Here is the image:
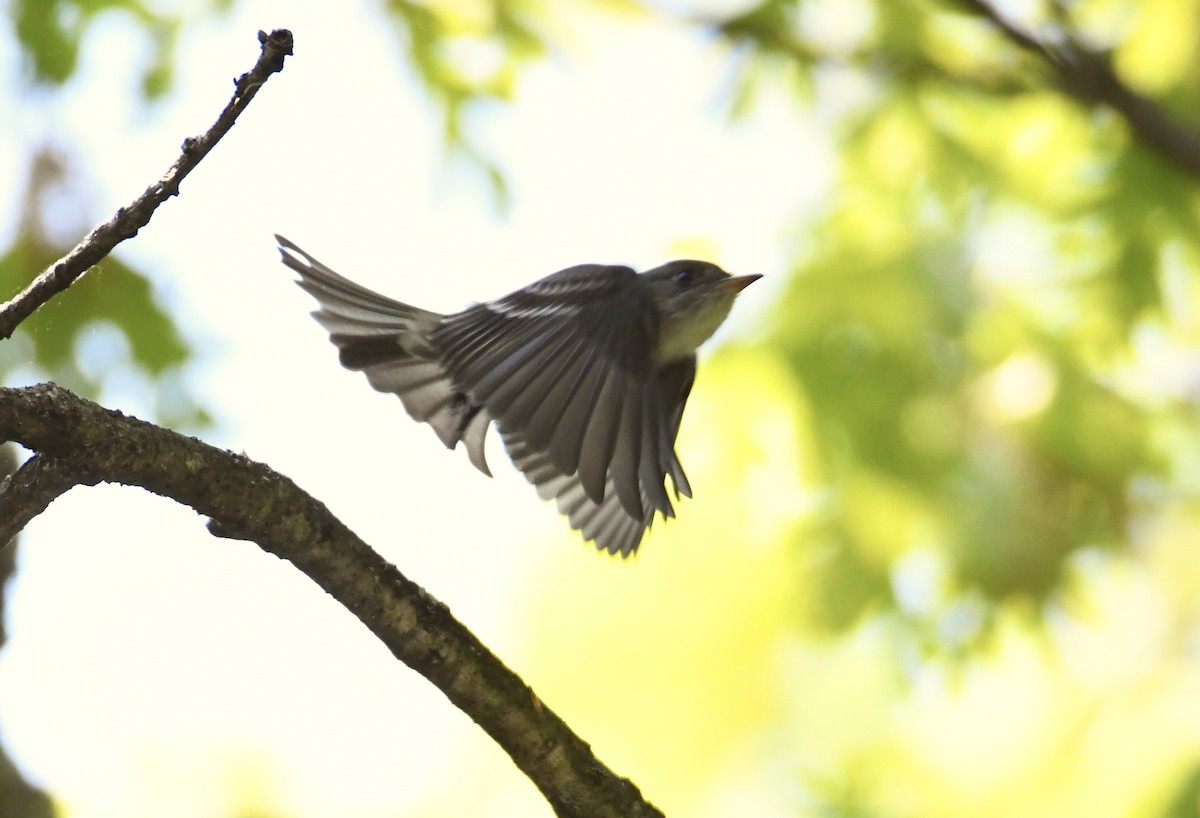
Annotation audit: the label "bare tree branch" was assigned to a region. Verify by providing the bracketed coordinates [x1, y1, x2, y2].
[0, 453, 80, 548]
[0, 28, 294, 341]
[0, 382, 664, 818]
[955, 0, 1200, 179]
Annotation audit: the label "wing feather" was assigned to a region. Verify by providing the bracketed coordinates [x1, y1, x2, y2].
[638, 382, 672, 519]
[505, 332, 592, 450]
[609, 377, 645, 520]
[482, 318, 582, 414]
[504, 433, 654, 556]
[658, 358, 696, 499]
[574, 365, 623, 504]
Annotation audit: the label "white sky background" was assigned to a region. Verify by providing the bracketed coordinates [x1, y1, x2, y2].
[0, 1, 832, 816]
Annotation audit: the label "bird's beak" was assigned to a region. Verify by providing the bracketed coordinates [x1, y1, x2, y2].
[721, 274, 762, 292]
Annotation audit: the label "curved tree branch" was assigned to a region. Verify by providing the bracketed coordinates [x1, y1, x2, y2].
[0, 28, 294, 340]
[0, 382, 663, 818]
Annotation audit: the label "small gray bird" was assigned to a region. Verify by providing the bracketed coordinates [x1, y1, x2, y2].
[276, 235, 759, 556]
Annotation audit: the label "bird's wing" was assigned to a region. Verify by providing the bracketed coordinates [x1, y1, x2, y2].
[434, 264, 691, 526]
[277, 235, 494, 475]
[500, 357, 696, 556]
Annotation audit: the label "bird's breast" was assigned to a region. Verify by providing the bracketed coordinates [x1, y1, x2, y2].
[653, 296, 736, 365]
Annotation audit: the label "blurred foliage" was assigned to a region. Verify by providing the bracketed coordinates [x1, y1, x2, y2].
[382, 0, 553, 206]
[0, 147, 208, 428]
[516, 1, 1200, 816]
[3, 0, 234, 426]
[8, 1, 1200, 817]
[12, 0, 196, 99]
[712, 0, 1200, 623]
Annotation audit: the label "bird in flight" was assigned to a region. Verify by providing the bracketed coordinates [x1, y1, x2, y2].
[277, 235, 759, 556]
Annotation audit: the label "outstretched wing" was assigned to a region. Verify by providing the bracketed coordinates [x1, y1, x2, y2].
[501, 357, 696, 556]
[277, 235, 493, 475]
[434, 264, 691, 525]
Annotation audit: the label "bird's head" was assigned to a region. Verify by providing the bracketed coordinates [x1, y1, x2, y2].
[642, 260, 761, 364]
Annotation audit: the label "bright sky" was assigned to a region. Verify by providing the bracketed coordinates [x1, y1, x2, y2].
[0, 2, 829, 816]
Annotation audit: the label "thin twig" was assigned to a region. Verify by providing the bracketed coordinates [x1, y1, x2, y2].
[0, 382, 664, 818]
[0, 29, 294, 340]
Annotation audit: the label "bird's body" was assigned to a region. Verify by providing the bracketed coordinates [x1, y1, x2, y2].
[276, 235, 758, 556]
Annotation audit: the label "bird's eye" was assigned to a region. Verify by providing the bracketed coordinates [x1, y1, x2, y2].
[676, 267, 694, 285]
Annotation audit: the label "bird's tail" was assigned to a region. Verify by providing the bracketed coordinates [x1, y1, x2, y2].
[275, 234, 493, 475]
